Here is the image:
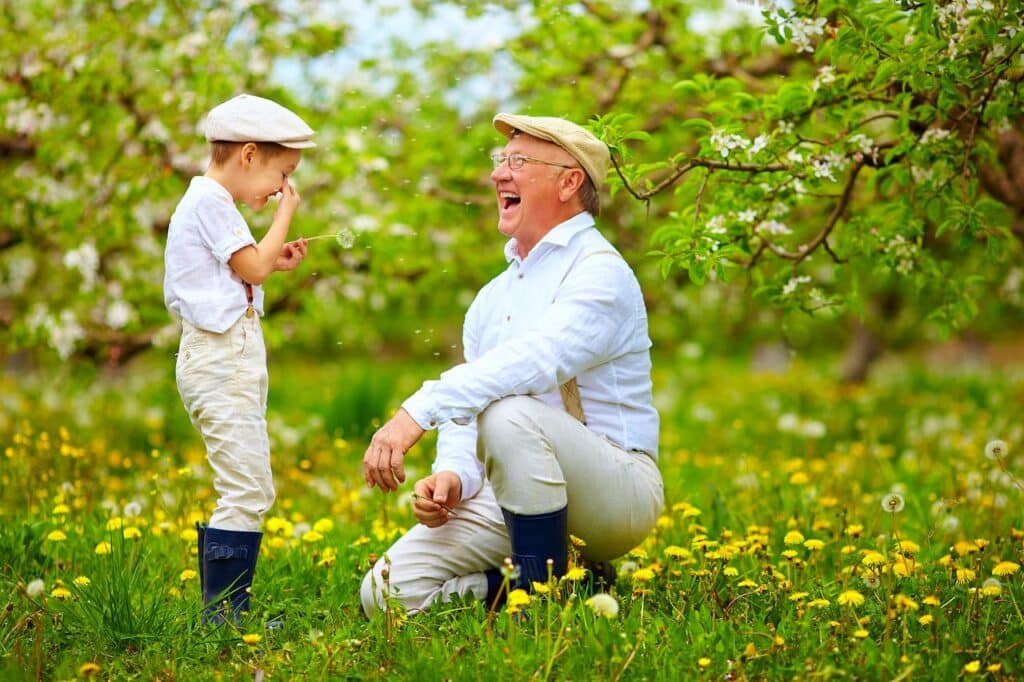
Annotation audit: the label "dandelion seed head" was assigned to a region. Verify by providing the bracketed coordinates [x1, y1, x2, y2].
[586, 592, 619, 618]
[984, 439, 1009, 460]
[881, 493, 905, 513]
[26, 579, 45, 598]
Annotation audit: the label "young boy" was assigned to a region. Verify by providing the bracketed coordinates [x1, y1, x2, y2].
[163, 93, 314, 623]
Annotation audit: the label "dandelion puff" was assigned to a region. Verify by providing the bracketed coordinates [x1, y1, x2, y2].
[985, 439, 1009, 460]
[26, 579, 45, 598]
[586, 592, 619, 618]
[981, 578, 1002, 596]
[881, 493, 905, 513]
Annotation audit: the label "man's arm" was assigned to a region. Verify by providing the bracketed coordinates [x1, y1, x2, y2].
[402, 254, 639, 431]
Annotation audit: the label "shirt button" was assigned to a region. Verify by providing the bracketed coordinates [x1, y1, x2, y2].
[505, 315, 511, 321]
[429, 419, 437, 427]
[518, 273, 524, 279]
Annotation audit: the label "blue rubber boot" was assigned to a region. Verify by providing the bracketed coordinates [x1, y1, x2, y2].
[200, 526, 263, 624]
[501, 507, 569, 591]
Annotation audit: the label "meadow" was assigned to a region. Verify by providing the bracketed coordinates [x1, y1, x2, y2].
[1, 351, 1022, 680]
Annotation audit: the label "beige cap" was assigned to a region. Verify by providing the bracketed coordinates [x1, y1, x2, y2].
[493, 113, 609, 188]
[204, 94, 315, 149]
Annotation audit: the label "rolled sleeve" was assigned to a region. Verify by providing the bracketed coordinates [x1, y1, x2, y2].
[195, 195, 256, 263]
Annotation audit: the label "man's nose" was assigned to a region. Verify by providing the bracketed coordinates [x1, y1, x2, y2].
[490, 162, 511, 183]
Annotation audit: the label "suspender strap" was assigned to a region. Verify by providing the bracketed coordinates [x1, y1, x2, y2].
[555, 249, 622, 424]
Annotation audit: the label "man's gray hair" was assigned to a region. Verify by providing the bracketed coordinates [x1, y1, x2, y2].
[578, 176, 601, 216]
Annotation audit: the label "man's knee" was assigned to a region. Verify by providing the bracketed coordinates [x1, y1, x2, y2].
[360, 560, 428, 618]
[478, 396, 539, 455]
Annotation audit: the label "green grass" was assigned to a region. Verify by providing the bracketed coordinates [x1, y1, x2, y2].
[1, 353, 1022, 679]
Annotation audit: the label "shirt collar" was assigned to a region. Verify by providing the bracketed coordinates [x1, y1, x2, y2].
[503, 211, 595, 263]
[194, 175, 234, 202]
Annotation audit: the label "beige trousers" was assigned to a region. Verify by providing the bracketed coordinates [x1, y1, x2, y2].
[361, 396, 663, 616]
[176, 316, 274, 531]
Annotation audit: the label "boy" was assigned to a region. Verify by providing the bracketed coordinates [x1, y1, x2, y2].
[163, 93, 314, 623]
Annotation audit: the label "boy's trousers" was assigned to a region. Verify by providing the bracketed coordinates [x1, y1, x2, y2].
[176, 315, 274, 531]
[361, 395, 663, 616]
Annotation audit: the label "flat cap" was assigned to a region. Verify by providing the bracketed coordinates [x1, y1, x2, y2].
[204, 94, 315, 149]
[493, 113, 609, 188]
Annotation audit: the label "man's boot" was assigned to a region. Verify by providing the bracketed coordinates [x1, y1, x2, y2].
[199, 525, 263, 624]
[500, 506, 569, 591]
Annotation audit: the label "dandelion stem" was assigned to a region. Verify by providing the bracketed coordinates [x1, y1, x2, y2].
[303, 234, 339, 241]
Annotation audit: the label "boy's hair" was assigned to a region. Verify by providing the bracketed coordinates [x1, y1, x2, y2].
[209, 141, 291, 166]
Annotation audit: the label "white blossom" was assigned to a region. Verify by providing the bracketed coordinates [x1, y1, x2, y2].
[757, 220, 792, 236]
[64, 242, 99, 289]
[105, 300, 135, 329]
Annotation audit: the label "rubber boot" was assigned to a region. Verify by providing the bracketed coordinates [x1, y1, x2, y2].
[200, 526, 262, 624]
[501, 507, 569, 591]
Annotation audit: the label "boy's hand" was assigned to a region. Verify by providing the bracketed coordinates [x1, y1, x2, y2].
[274, 238, 308, 271]
[412, 472, 463, 528]
[274, 178, 301, 222]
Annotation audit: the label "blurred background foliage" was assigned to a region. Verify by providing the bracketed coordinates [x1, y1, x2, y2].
[1, 0, 1022, 380]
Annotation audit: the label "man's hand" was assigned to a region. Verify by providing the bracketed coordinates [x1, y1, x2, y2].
[274, 238, 308, 271]
[412, 471, 463, 527]
[362, 408, 425, 491]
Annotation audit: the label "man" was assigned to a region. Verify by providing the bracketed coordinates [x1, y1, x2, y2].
[359, 113, 663, 616]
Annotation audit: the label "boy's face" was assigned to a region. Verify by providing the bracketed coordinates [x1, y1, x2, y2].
[238, 145, 303, 211]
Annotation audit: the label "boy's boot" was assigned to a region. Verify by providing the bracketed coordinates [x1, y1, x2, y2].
[500, 506, 569, 592]
[200, 526, 263, 624]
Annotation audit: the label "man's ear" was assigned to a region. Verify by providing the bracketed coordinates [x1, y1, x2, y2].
[240, 142, 259, 168]
[558, 168, 585, 203]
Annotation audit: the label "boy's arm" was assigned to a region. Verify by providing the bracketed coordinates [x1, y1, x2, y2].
[229, 179, 300, 285]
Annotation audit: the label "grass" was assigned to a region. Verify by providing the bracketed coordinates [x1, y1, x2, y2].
[1, 352, 1022, 680]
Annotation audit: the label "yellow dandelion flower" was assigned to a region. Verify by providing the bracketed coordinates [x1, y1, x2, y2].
[682, 507, 702, 518]
[922, 595, 941, 606]
[106, 518, 123, 531]
[773, 635, 785, 646]
[180, 569, 198, 582]
[180, 527, 198, 542]
[46, 530, 67, 542]
[993, 561, 1020, 576]
[563, 566, 587, 581]
[242, 633, 261, 645]
[656, 516, 674, 529]
[698, 657, 711, 668]
[302, 530, 323, 543]
[313, 518, 334, 534]
[52, 504, 71, 516]
[893, 594, 918, 611]
[838, 590, 865, 607]
[789, 472, 809, 485]
[349, 536, 370, 547]
[738, 579, 759, 588]
[963, 660, 980, 674]
[788, 592, 809, 602]
[664, 545, 689, 559]
[897, 539, 920, 554]
[783, 531, 805, 545]
[804, 539, 825, 551]
[507, 589, 530, 608]
[723, 567, 738, 577]
[94, 542, 112, 555]
[841, 544, 858, 555]
[956, 568, 977, 584]
[918, 614, 934, 625]
[78, 662, 101, 677]
[531, 581, 551, 594]
[862, 552, 887, 567]
[981, 578, 1001, 596]
[632, 568, 655, 583]
[73, 576, 90, 587]
[268, 537, 287, 550]
[781, 550, 798, 560]
[987, 663, 1002, 673]
[743, 642, 757, 658]
[853, 629, 869, 639]
[808, 598, 830, 608]
[569, 534, 587, 547]
[51, 586, 72, 600]
[122, 527, 142, 540]
[845, 524, 864, 538]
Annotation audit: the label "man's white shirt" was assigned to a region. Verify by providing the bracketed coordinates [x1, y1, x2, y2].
[164, 176, 263, 332]
[402, 211, 659, 501]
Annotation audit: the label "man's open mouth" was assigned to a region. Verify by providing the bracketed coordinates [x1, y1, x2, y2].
[500, 192, 521, 210]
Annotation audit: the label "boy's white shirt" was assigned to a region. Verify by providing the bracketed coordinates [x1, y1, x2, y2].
[402, 211, 660, 502]
[164, 176, 264, 332]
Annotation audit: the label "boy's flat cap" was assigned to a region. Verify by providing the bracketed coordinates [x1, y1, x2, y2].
[493, 113, 609, 188]
[204, 94, 315, 149]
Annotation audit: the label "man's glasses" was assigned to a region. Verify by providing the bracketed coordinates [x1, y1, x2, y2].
[491, 152, 578, 171]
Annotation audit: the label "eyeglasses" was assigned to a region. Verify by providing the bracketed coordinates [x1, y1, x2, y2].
[491, 152, 578, 171]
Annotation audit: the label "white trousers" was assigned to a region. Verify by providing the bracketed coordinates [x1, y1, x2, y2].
[361, 395, 663, 616]
[176, 316, 274, 531]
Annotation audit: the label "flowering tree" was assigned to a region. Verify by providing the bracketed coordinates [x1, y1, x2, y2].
[2, 0, 1021, 374]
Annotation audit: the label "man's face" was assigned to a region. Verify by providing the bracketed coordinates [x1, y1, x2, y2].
[240, 146, 302, 211]
[489, 134, 578, 247]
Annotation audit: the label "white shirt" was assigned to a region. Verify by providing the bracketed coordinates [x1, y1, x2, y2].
[402, 211, 659, 501]
[164, 177, 264, 332]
